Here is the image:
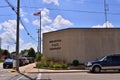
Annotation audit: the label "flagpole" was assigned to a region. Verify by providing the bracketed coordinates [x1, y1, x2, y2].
[39, 11, 41, 54]
[33, 11, 41, 54]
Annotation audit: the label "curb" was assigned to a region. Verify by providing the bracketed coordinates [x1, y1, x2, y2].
[26, 69, 88, 74]
[8, 69, 17, 72]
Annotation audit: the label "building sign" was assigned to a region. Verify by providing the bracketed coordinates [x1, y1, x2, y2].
[49, 39, 61, 50]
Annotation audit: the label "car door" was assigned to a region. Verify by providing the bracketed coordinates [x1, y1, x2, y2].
[100, 56, 113, 69]
[110, 56, 120, 69]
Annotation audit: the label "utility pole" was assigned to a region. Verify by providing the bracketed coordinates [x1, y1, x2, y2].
[16, 0, 20, 72]
[104, 0, 109, 28]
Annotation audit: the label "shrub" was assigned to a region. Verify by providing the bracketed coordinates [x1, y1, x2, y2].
[72, 60, 79, 66]
[0, 59, 3, 63]
[35, 54, 42, 62]
[36, 60, 49, 68]
[50, 63, 67, 69]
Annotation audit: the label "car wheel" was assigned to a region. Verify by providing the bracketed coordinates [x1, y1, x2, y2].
[3, 65, 6, 69]
[92, 66, 101, 73]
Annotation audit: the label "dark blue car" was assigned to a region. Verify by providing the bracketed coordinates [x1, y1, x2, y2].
[3, 58, 13, 69]
[86, 54, 120, 73]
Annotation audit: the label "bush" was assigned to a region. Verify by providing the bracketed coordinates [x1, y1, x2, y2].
[36, 60, 49, 68]
[35, 54, 42, 62]
[72, 60, 79, 66]
[50, 63, 67, 69]
[0, 59, 3, 63]
[36, 59, 68, 69]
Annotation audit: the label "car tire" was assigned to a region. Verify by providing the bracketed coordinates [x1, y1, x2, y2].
[3, 65, 6, 69]
[92, 66, 101, 73]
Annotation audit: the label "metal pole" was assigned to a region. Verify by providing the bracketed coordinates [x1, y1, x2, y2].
[104, 0, 108, 28]
[40, 11, 41, 54]
[16, 0, 20, 72]
[0, 37, 1, 49]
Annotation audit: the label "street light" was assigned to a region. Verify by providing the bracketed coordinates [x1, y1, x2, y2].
[33, 11, 41, 54]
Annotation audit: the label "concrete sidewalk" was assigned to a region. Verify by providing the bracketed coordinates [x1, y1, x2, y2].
[18, 63, 88, 73]
[8, 63, 88, 73]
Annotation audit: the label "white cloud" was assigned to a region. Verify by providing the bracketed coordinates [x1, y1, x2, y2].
[32, 8, 52, 26]
[42, 25, 56, 33]
[20, 8, 27, 17]
[52, 15, 73, 28]
[43, 0, 59, 6]
[32, 8, 73, 33]
[21, 42, 37, 52]
[0, 20, 33, 52]
[0, 25, 2, 30]
[23, 18, 29, 23]
[32, 20, 39, 26]
[92, 21, 114, 28]
[79, 0, 86, 3]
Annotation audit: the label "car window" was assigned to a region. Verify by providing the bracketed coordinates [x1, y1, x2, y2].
[5, 59, 13, 62]
[111, 56, 120, 61]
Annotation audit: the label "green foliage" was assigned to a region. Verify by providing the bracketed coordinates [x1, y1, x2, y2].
[36, 60, 49, 68]
[28, 48, 36, 58]
[35, 54, 42, 62]
[36, 58, 68, 69]
[0, 49, 4, 54]
[1, 50, 10, 58]
[21, 49, 29, 54]
[0, 59, 3, 63]
[72, 60, 79, 66]
[50, 63, 67, 68]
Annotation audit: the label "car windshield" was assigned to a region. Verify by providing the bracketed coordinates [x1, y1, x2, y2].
[5, 58, 13, 62]
[99, 56, 107, 61]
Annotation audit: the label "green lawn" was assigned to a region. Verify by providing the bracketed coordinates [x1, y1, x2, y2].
[0, 59, 3, 63]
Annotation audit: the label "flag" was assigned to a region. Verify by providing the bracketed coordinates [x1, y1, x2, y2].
[33, 12, 41, 16]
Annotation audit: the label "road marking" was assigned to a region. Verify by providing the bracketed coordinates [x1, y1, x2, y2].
[37, 73, 42, 80]
[16, 75, 24, 80]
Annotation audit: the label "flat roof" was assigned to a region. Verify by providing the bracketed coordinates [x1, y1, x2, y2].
[43, 28, 120, 34]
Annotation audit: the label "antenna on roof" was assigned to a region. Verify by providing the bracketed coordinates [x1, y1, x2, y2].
[104, 0, 109, 28]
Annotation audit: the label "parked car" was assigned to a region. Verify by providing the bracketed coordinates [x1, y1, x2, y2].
[3, 58, 13, 69]
[27, 57, 34, 63]
[86, 54, 120, 73]
[19, 57, 29, 65]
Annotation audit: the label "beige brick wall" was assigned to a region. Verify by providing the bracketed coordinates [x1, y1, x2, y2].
[43, 28, 120, 64]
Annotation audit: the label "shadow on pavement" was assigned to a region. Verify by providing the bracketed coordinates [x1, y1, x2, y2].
[19, 72, 52, 80]
[88, 70, 120, 74]
[19, 72, 35, 80]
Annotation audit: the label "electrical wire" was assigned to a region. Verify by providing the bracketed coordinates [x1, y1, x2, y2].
[0, 6, 9, 8]
[5, 0, 37, 42]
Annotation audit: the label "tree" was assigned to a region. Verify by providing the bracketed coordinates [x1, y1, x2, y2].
[2, 50, 10, 59]
[28, 48, 36, 58]
[0, 49, 4, 54]
[21, 49, 29, 55]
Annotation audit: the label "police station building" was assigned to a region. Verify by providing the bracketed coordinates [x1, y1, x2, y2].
[43, 28, 120, 64]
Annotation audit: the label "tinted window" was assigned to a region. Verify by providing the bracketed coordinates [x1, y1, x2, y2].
[111, 56, 120, 61]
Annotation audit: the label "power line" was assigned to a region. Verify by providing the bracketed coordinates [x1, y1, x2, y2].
[5, 0, 37, 42]
[0, 14, 15, 16]
[16, 6, 120, 16]
[0, 6, 9, 8]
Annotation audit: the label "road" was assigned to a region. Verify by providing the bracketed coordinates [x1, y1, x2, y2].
[0, 63, 37, 80]
[17, 72, 120, 80]
[36, 72, 120, 80]
[1, 63, 120, 80]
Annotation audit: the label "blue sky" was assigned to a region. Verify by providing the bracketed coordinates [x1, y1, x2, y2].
[0, 0, 120, 52]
